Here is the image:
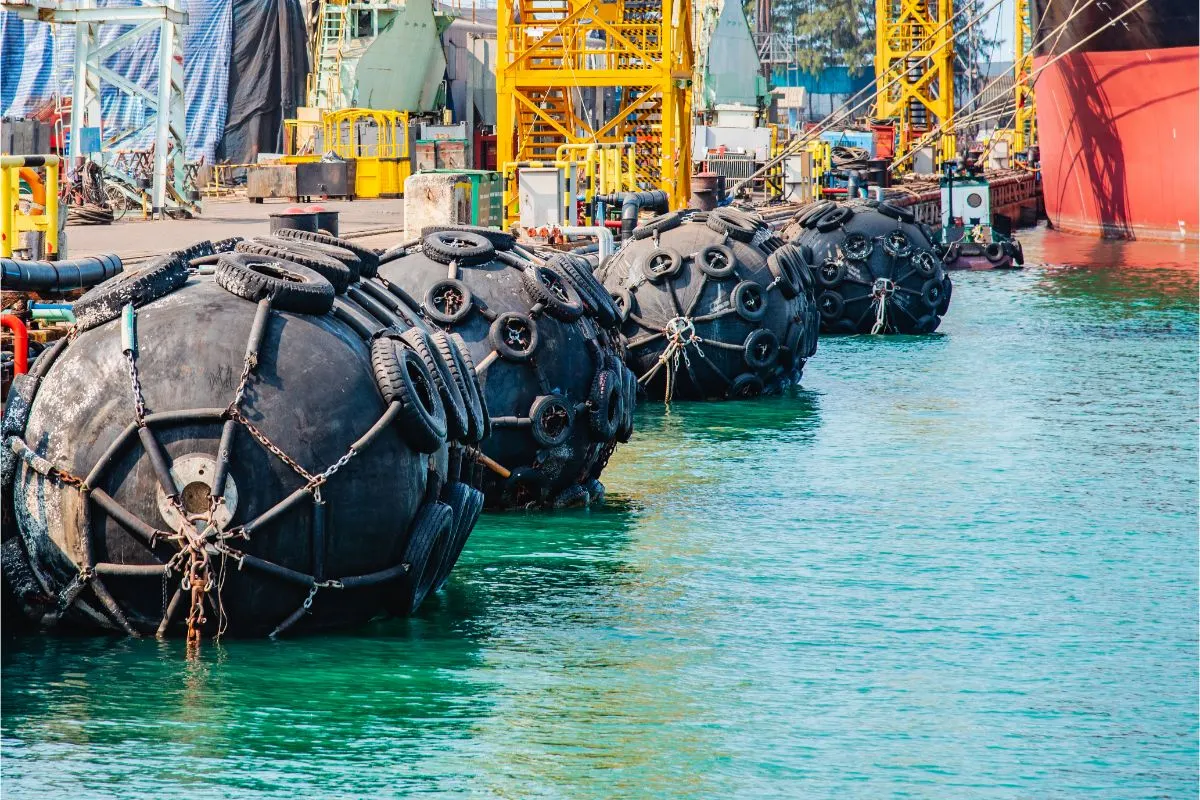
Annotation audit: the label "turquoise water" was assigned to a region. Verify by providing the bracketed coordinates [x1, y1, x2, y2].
[3, 228, 1197, 798]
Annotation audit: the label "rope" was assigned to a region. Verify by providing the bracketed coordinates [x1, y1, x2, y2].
[870, 278, 896, 335]
[640, 316, 704, 405]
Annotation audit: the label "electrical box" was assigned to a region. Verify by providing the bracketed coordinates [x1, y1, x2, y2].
[517, 167, 563, 227]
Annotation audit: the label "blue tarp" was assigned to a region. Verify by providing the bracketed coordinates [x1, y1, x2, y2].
[770, 66, 875, 96]
[0, 0, 232, 161]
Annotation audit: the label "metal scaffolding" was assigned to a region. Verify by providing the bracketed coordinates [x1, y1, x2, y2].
[873, 0, 956, 166]
[3, 0, 193, 218]
[496, 0, 694, 211]
[1011, 0, 1036, 153]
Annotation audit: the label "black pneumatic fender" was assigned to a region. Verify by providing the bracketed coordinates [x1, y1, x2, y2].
[789, 200, 952, 334]
[5, 269, 475, 637]
[374, 228, 632, 509]
[597, 210, 820, 401]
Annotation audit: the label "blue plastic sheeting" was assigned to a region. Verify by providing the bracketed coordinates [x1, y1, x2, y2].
[0, 0, 232, 161]
[770, 66, 875, 96]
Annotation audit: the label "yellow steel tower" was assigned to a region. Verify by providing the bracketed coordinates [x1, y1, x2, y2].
[496, 0, 694, 211]
[874, 0, 956, 167]
[1012, 0, 1036, 153]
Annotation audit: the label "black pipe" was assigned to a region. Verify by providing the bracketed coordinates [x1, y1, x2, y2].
[594, 190, 669, 239]
[1, 255, 122, 292]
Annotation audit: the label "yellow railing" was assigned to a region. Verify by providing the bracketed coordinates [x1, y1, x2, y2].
[2, 155, 60, 259]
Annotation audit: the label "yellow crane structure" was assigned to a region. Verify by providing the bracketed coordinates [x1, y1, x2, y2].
[873, 0, 956, 167]
[496, 0, 694, 212]
[1011, 0, 1037, 153]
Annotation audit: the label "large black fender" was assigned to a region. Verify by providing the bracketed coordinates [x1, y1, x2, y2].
[374, 228, 631, 509]
[787, 200, 952, 334]
[597, 211, 820, 401]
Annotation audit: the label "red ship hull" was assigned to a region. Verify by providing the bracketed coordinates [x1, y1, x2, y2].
[1034, 45, 1199, 242]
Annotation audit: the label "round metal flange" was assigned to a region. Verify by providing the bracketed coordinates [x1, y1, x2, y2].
[156, 454, 239, 530]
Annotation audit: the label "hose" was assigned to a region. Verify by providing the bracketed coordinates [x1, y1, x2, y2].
[1, 254, 123, 292]
[595, 190, 669, 239]
[1, 315, 29, 375]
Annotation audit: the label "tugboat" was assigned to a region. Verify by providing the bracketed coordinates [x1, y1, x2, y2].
[935, 158, 1025, 271]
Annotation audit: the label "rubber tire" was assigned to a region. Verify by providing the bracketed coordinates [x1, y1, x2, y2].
[727, 373, 765, 399]
[521, 264, 585, 321]
[767, 246, 802, 299]
[489, 312, 539, 362]
[393, 501, 454, 614]
[921, 279, 945, 310]
[433, 331, 488, 444]
[615, 364, 636, 443]
[253, 235, 362, 279]
[611, 287, 634, 323]
[212, 236, 243, 253]
[877, 202, 916, 223]
[423, 278, 474, 325]
[984, 242, 1005, 263]
[942, 242, 961, 264]
[422, 230, 495, 266]
[697, 244, 737, 279]
[529, 394, 575, 447]
[402, 328, 470, 443]
[421, 224, 514, 252]
[214, 252, 335, 315]
[706, 209, 756, 242]
[815, 205, 854, 232]
[842, 232, 873, 261]
[798, 200, 835, 228]
[432, 482, 484, 591]
[911, 250, 939, 277]
[937, 276, 953, 315]
[235, 239, 353, 293]
[274, 228, 381, 277]
[816, 259, 846, 287]
[731, 280, 768, 322]
[817, 290, 845, 321]
[73, 253, 188, 332]
[551, 254, 620, 328]
[369, 337, 447, 452]
[641, 248, 684, 283]
[1012, 239, 1025, 265]
[631, 211, 684, 241]
[448, 332, 490, 441]
[743, 328, 779, 369]
[882, 230, 913, 258]
[588, 369, 621, 442]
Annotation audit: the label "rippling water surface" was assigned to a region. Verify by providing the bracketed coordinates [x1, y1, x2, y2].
[3, 228, 1197, 798]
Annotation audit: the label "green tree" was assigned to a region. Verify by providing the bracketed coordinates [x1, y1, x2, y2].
[748, 0, 874, 77]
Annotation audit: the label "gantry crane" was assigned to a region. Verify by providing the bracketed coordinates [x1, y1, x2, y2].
[496, 0, 694, 211]
[1011, 0, 1036, 154]
[873, 0, 956, 168]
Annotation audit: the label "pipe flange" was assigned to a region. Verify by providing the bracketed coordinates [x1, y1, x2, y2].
[156, 454, 239, 530]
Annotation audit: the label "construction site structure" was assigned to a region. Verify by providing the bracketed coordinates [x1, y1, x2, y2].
[496, 0, 695, 215]
[306, 0, 450, 113]
[873, 0, 956, 169]
[2, 0, 194, 219]
[1010, 0, 1036, 154]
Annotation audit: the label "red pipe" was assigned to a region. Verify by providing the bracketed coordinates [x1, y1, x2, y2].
[2, 315, 29, 375]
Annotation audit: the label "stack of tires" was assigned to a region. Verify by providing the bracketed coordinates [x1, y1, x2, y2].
[1, 231, 486, 638]
[598, 207, 820, 400]
[783, 199, 952, 334]
[374, 226, 634, 510]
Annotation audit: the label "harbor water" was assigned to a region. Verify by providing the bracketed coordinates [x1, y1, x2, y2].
[2, 227, 1196, 798]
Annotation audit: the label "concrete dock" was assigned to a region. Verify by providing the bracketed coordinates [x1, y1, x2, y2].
[64, 197, 409, 262]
